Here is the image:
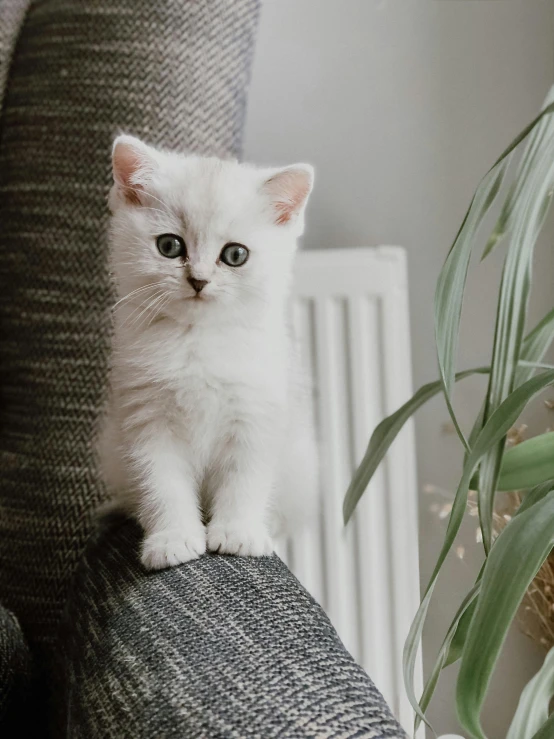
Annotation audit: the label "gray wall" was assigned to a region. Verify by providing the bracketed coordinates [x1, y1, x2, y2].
[243, 1, 554, 736]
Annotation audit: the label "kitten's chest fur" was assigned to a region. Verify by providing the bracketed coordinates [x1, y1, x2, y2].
[115, 316, 289, 443]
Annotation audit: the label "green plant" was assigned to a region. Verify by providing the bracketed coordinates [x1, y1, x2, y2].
[344, 87, 554, 738]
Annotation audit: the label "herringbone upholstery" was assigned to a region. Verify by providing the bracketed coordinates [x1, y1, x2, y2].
[0, 0, 260, 662]
[57, 515, 406, 738]
[0, 1, 30, 107]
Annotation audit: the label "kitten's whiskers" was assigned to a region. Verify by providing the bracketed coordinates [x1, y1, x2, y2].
[119, 289, 165, 329]
[147, 292, 173, 328]
[112, 281, 166, 310]
[126, 290, 168, 330]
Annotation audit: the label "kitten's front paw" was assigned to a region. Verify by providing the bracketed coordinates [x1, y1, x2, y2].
[141, 528, 206, 570]
[207, 521, 273, 557]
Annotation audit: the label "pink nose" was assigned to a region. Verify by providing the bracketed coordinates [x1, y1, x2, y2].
[187, 277, 208, 293]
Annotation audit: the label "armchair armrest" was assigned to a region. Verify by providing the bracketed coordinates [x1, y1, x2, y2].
[55, 515, 406, 738]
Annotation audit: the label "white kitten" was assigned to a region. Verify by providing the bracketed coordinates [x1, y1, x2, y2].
[99, 134, 318, 570]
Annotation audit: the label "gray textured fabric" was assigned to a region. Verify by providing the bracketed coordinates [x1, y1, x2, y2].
[0, 604, 34, 732]
[57, 514, 407, 739]
[0, 0, 31, 113]
[0, 0, 260, 660]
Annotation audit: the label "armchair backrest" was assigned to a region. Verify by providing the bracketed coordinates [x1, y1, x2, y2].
[0, 0, 260, 661]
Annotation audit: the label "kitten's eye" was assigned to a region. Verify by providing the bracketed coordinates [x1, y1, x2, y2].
[220, 243, 249, 267]
[156, 234, 186, 259]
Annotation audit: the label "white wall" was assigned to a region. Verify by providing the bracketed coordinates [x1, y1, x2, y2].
[243, 1, 554, 736]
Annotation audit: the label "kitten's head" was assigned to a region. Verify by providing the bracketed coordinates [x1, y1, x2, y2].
[109, 134, 313, 326]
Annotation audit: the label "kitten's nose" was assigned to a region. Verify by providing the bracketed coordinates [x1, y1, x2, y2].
[187, 277, 208, 293]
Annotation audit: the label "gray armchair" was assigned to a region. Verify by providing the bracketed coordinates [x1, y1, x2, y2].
[0, 1, 406, 736]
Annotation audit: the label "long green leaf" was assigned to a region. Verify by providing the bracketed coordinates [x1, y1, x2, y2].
[444, 590, 478, 669]
[414, 577, 482, 733]
[531, 713, 554, 739]
[416, 479, 554, 727]
[517, 305, 554, 386]
[344, 304, 554, 526]
[406, 91, 554, 733]
[467, 305, 554, 470]
[482, 93, 554, 261]
[435, 94, 554, 408]
[518, 360, 554, 371]
[478, 88, 554, 553]
[404, 371, 554, 725]
[342, 367, 490, 524]
[518, 479, 554, 515]
[496, 432, 554, 491]
[435, 160, 509, 451]
[457, 490, 554, 738]
[507, 647, 554, 739]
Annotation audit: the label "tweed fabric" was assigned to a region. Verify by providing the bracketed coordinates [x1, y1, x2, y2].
[0, 0, 31, 114]
[0, 604, 34, 732]
[0, 0, 260, 657]
[56, 514, 407, 739]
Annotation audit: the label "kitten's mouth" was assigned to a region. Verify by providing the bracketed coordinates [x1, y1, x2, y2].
[186, 293, 208, 301]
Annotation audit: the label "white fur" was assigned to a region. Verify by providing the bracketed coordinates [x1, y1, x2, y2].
[99, 135, 319, 570]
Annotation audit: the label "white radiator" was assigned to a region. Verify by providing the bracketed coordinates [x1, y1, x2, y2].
[279, 246, 423, 733]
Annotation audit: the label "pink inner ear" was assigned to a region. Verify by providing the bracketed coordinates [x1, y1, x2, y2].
[265, 168, 312, 225]
[113, 142, 147, 206]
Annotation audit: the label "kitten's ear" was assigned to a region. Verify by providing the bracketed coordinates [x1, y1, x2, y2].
[262, 165, 314, 226]
[112, 134, 158, 206]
